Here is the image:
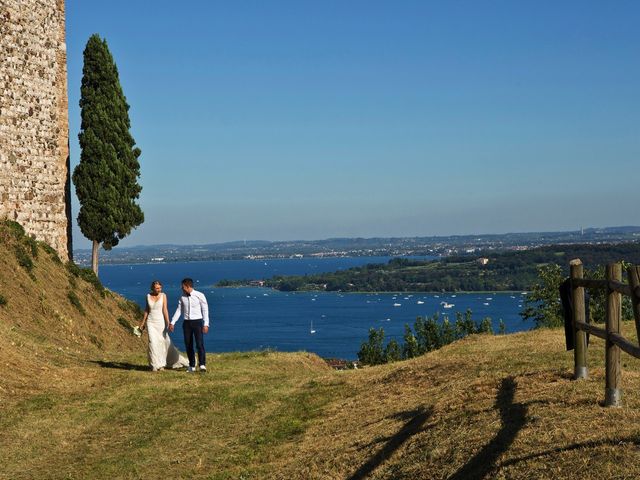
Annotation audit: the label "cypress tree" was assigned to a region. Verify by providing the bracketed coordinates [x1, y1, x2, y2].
[73, 34, 143, 276]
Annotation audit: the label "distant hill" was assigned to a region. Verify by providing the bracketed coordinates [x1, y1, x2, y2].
[73, 226, 640, 265]
[254, 242, 640, 292]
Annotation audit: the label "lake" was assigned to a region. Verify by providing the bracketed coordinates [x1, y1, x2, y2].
[100, 256, 533, 360]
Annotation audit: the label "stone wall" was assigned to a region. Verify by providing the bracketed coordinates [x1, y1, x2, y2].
[0, 0, 72, 261]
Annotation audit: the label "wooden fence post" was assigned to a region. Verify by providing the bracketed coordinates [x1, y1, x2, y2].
[570, 259, 587, 379]
[627, 265, 640, 343]
[605, 263, 622, 407]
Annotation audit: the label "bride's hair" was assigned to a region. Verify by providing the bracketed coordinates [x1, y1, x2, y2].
[150, 280, 162, 291]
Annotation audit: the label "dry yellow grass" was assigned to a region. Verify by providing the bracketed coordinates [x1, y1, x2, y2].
[3, 226, 640, 479]
[0, 223, 141, 402]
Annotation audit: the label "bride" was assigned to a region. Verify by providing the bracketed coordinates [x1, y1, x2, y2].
[138, 280, 189, 371]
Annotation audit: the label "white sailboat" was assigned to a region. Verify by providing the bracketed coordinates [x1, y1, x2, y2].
[310, 320, 316, 334]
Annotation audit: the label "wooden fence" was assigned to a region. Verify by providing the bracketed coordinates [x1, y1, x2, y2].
[570, 259, 640, 407]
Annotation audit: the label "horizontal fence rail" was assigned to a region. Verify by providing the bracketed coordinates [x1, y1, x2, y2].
[569, 260, 640, 407]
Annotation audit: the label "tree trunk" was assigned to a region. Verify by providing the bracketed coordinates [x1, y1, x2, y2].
[91, 240, 99, 277]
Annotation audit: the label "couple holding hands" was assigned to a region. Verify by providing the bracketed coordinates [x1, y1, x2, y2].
[138, 277, 209, 373]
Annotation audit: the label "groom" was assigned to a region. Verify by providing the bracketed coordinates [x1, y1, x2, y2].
[169, 278, 210, 373]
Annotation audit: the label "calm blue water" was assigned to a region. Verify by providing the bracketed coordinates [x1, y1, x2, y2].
[100, 257, 533, 360]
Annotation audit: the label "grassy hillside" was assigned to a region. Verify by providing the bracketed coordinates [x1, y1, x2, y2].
[3, 222, 640, 479]
[245, 243, 640, 292]
[0, 220, 142, 398]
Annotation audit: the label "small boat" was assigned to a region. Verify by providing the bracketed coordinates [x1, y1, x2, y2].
[441, 302, 454, 309]
[310, 320, 316, 334]
[486, 297, 493, 301]
[393, 303, 402, 307]
[417, 300, 425, 305]
[483, 302, 489, 306]
[451, 295, 457, 298]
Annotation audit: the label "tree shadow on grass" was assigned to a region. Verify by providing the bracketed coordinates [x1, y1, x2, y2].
[91, 360, 149, 371]
[448, 376, 527, 480]
[347, 406, 433, 480]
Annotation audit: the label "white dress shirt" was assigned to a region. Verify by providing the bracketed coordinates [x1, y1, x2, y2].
[171, 289, 210, 327]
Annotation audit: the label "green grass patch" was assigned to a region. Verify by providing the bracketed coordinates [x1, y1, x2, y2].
[117, 317, 133, 331]
[25, 235, 38, 258]
[119, 298, 143, 318]
[67, 291, 86, 315]
[66, 261, 105, 297]
[14, 244, 35, 278]
[89, 334, 104, 349]
[2, 219, 26, 239]
[39, 241, 62, 264]
[0, 352, 341, 479]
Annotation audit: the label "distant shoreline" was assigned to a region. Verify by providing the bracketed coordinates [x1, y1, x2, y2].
[214, 285, 528, 295]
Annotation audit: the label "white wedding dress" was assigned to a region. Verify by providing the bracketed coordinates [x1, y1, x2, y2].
[146, 294, 189, 370]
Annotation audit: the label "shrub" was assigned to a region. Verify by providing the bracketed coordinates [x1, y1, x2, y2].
[117, 317, 132, 331]
[402, 324, 420, 359]
[68, 291, 86, 315]
[39, 242, 62, 264]
[359, 309, 497, 366]
[478, 317, 493, 334]
[0, 294, 7, 307]
[15, 244, 35, 277]
[89, 334, 104, 349]
[3, 219, 25, 238]
[119, 299, 144, 318]
[520, 264, 564, 328]
[357, 328, 386, 365]
[26, 235, 38, 258]
[384, 339, 402, 363]
[66, 262, 105, 297]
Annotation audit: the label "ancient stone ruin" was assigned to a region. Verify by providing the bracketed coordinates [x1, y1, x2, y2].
[0, 0, 72, 260]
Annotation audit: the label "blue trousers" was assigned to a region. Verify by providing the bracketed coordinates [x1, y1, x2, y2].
[183, 319, 206, 367]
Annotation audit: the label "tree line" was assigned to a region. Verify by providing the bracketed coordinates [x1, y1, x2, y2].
[256, 243, 640, 293]
[358, 309, 503, 365]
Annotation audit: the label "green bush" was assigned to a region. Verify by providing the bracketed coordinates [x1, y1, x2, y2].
[39, 242, 62, 264]
[26, 235, 38, 258]
[117, 317, 133, 330]
[357, 328, 386, 365]
[68, 291, 86, 315]
[359, 309, 496, 366]
[0, 294, 7, 307]
[89, 334, 104, 349]
[2, 219, 25, 238]
[66, 262, 105, 297]
[384, 339, 402, 363]
[119, 299, 143, 318]
[15, 244, 34, 277]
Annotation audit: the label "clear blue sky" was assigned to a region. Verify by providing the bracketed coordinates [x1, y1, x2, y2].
[66, 1, 640, 248]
